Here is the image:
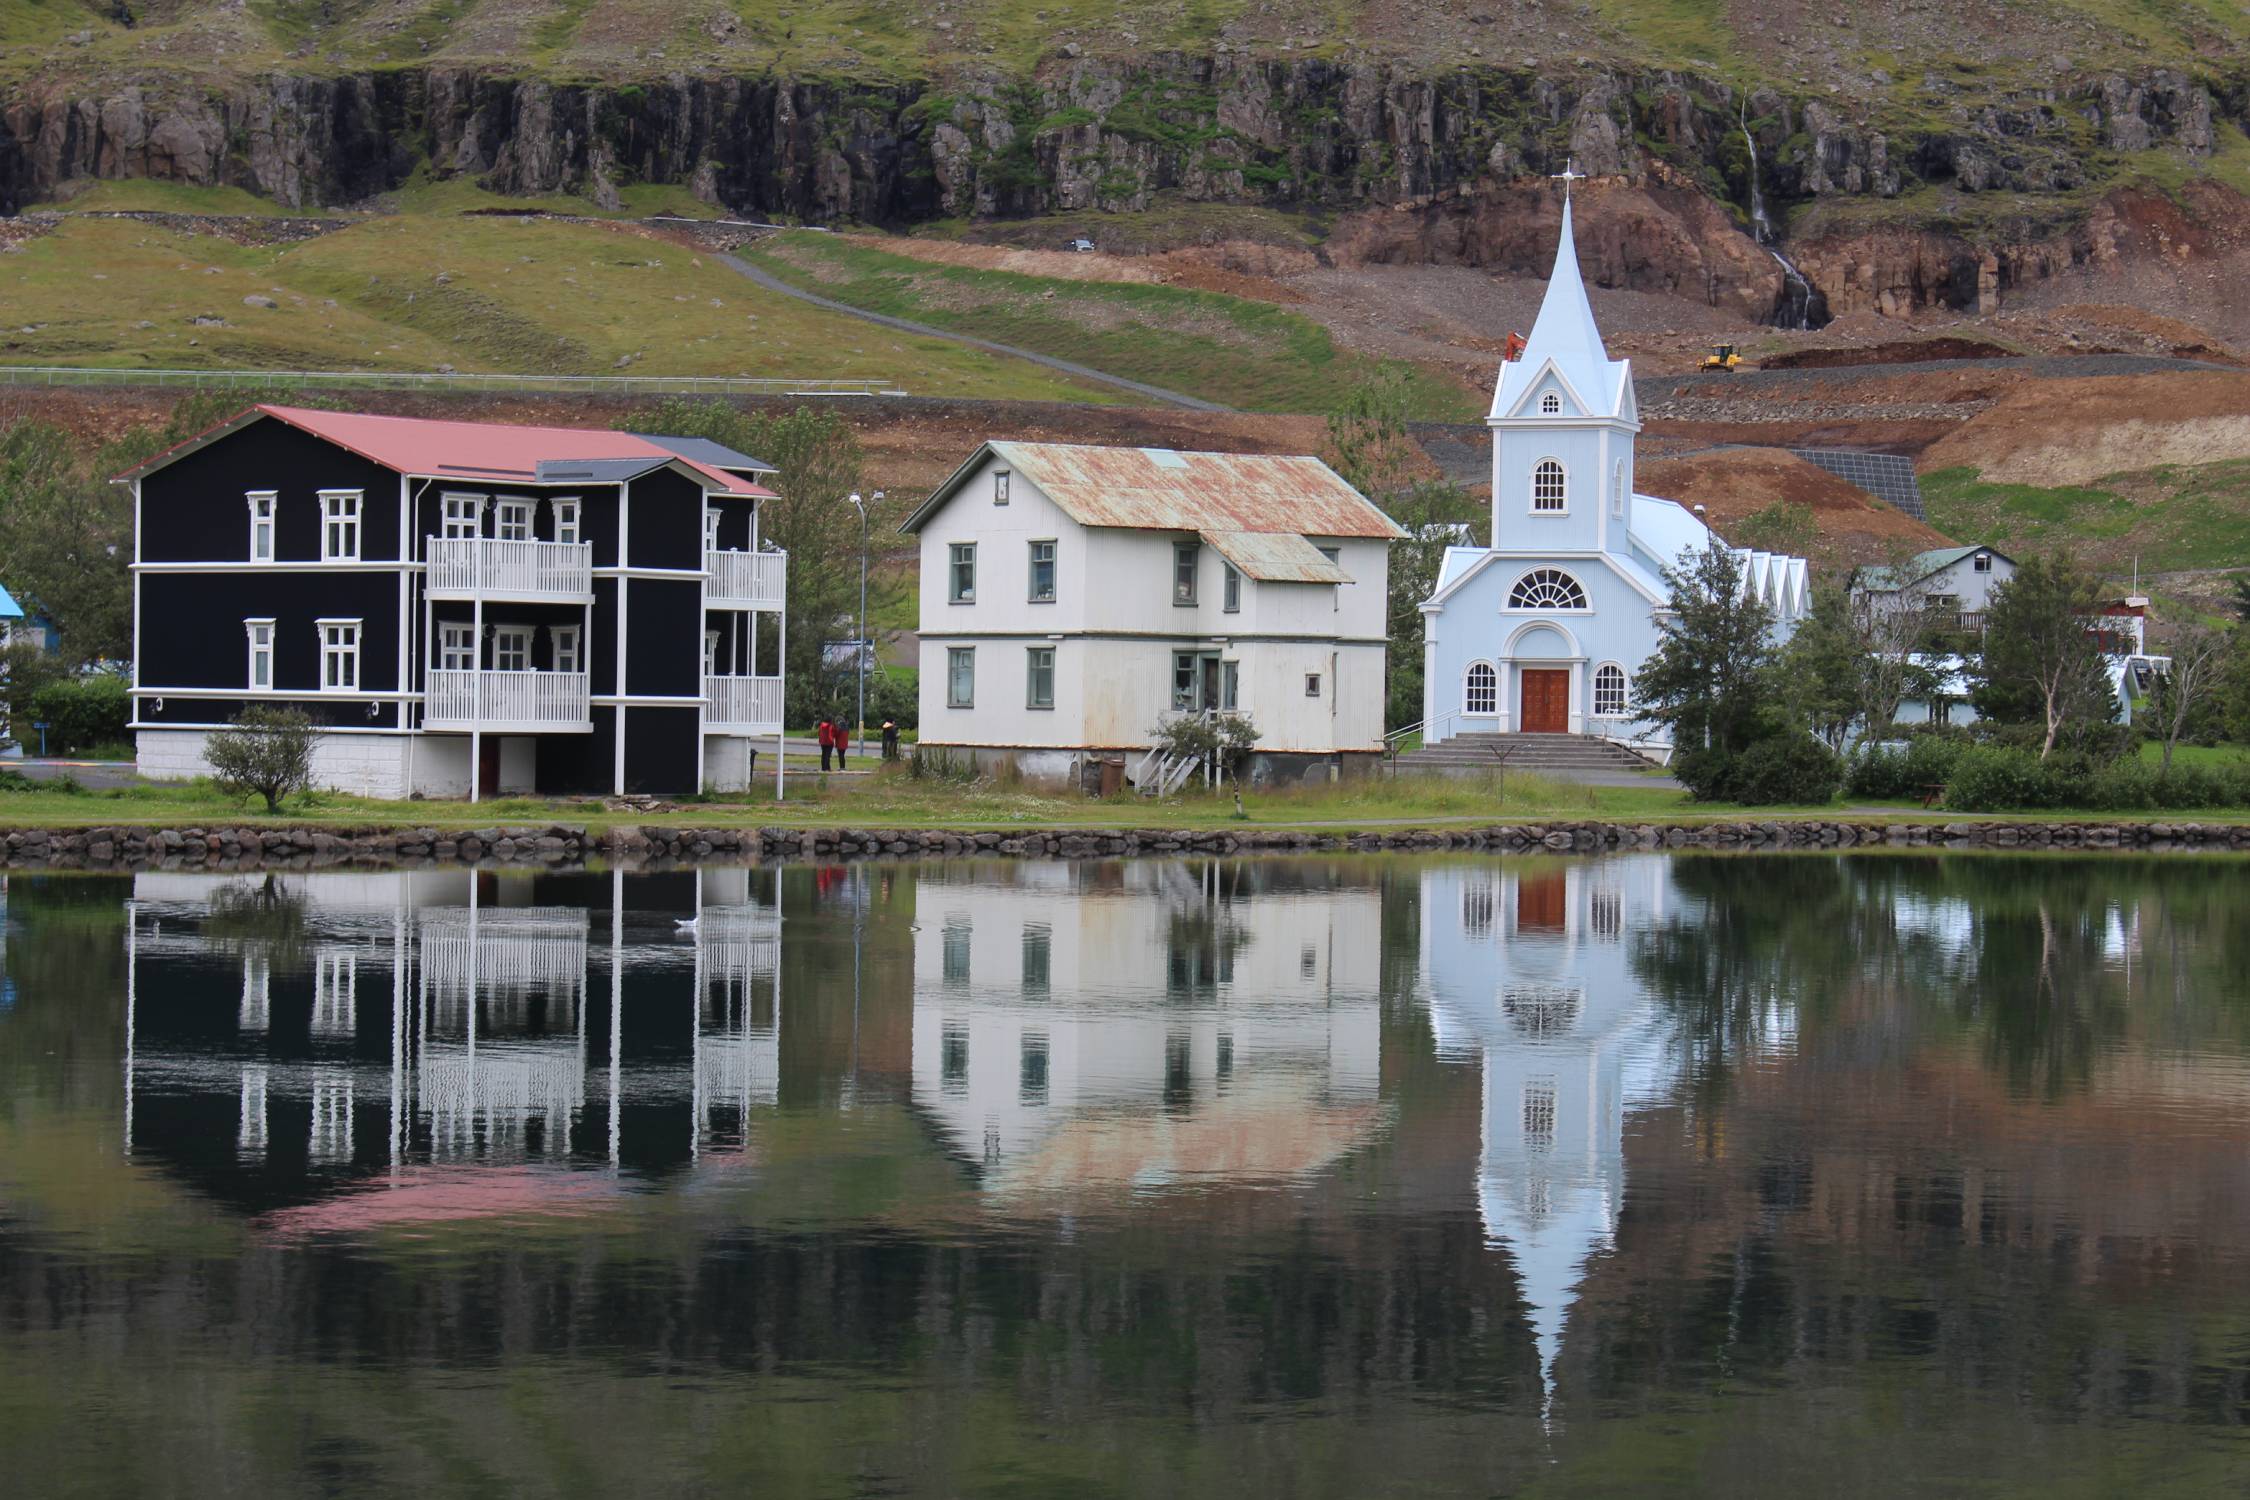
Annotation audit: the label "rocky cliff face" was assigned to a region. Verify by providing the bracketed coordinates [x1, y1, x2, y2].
[0, 57, 2235, 320]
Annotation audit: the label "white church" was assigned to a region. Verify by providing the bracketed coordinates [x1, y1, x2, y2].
[1420, 179, 1810, 750]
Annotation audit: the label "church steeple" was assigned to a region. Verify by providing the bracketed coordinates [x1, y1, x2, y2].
[1490, 179, 1634, 424]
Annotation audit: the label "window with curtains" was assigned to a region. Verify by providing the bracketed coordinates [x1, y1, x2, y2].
[1028, 539, 1056, 602]
[947, 647, 975, 708]
[949, 543, 977, 603]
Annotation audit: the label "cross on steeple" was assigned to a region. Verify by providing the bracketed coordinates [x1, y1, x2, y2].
[1551, 160, 1584, 202]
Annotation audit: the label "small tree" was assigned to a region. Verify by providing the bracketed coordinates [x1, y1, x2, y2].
[205, 707, 318, 812]
[1850, 543, 1948, 734]
[1971, 556, 2120, 760]
[2147, 622, 2232, 773]
[1775, 582, 1866, 750]
[1634, 543, 1781, 756]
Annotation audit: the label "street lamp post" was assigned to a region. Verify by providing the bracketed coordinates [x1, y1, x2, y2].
[845, 491, 882, 750]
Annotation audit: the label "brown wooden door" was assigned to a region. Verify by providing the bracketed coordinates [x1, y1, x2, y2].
[477, 738, 502, 799]
[1516, 870, 1567, 932]
[1521, 669, 1570, 733]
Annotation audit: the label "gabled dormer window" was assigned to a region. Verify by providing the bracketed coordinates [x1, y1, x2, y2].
[320, 490, 361, 561]
[1540, 392, 1562, 415]
[247, 492, 276, 561]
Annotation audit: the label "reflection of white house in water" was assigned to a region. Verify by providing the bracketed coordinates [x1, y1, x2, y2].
[910, 862, 1385, 1198]
[1417, 856, 1678, 1403]
[123, 868, 782, 1210]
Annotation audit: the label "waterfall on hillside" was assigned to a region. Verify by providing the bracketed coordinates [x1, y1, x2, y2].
[1739, 117, 1826, 331]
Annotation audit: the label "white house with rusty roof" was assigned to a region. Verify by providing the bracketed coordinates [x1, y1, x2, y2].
[900, 442, 1404, 784]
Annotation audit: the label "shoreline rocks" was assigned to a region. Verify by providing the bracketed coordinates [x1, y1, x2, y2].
[2, 818, 2245, 872]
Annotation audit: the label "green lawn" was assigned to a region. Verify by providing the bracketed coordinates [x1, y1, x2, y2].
[0, 214, 1117, 399]
[740, 232, 1478, 417]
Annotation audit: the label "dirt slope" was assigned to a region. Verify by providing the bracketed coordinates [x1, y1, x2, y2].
[1919, 371, 2250, 485]
[1636, 448, 1952, 567]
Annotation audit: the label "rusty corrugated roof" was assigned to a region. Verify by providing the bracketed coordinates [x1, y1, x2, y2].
[902, 441, 1403, 539]
[1201, 529, 1348, 583]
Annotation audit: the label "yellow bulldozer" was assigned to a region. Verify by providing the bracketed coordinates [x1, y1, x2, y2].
[1699, 344, 1743, 372]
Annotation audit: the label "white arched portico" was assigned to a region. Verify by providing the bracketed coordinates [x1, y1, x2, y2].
[1501, 619, 1585, 735]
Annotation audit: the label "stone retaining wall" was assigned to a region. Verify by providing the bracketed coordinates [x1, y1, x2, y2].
[4, 818, 2247, 871]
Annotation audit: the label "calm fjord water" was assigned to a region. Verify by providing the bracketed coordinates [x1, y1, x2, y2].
[3, 855, 2249, 1497]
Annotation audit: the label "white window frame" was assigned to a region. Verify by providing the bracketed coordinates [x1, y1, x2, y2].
[1593, 662, 1629, 717]
[317, 618, 361, 691]
[947, 646, 975, 708]
[1540, 392, 1562, 415]
[1973, 552, 1993, 573]
[551, 498, 581, 547]
[491, 626, 531, 674]
[320, 490, 363, 561]
[245, 618, 275, 689]
[440, 493, 481, 540]
[949, 543, 977, 604]
[1026, 646, 1055, 710]
[705, 507, 722, 554]
[703, 629, 720, 679]
[1172, 651, 1199, 711]
[438, 622, 476, 672]
[1507, 569, 1590, 612]
[495, 497, 533, 543]
[1611, 461, 1626, 519]
[1318, 545, 1342, 612]
[1028, 539, 1056, 603]
[993, 470, 1011, 505]
[1464, 661, 1498, 716]
[1173, 541, 1198, 606]
[552, 624, 583, 676]
[246, 492, 276, 562]
[1531, 460, 1567, 514]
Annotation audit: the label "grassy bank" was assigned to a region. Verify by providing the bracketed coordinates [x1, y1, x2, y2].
[8, 766, 2250, 836]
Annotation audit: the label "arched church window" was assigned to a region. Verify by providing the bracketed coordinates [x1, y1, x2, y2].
[1464, 662, 1497, 715]
[1593, 663, 1628, 716]
[1540, 392, 1562, 415]
[1611, 460, 1625, 518]
[1509, 569, 1588, 611]
[1532, 459, 1566, 512]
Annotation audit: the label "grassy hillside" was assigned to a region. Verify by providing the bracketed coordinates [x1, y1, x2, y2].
[1920, 460, 2250, 574]
[741, 232, 1478, 418]
[2, 0, 2243, 85]
[0, 214, 1116, 397]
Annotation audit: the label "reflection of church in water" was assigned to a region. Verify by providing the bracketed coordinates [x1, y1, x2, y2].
[1417, 856, 1678, 1400]
[123, 868, 782, 1215]
[909, 861, 1386, 1200]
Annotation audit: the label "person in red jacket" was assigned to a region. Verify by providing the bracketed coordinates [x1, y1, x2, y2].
[833, 720, 852, 766]
[817, 718, 834, 772]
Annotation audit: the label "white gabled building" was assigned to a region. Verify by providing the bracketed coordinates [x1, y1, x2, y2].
[1419, 192, 1810, 751]
[901, 442, 1404, 784]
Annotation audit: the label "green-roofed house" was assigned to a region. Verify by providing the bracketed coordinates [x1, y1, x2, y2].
[1848, 545, 2016, 634]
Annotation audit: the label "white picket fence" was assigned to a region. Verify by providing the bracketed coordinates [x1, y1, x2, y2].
[426, 669, 591, 729]
[428, 537, 592, 598]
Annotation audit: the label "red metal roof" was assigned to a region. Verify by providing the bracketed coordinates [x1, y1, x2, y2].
[120, 404, 774, 497]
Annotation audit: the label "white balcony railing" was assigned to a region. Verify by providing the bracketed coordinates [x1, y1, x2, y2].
[704, 674, 783, 732]
[426, 669, 592, 731]
[706, 548, 786, 608]
[428, 537, 593, 599]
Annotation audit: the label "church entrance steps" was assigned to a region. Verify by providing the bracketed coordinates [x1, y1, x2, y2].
[1392, 733, 1663, 779]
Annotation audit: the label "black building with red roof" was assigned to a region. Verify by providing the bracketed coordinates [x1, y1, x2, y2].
[121, 405, 788, 798]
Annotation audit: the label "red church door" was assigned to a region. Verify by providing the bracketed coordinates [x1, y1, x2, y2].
[1520, 670, 1570, 734]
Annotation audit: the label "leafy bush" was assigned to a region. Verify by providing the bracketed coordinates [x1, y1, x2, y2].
[1847, 734, 1966, 799]
[23, 673, 130, 755]
[205, 706, 317, 812]
[1675, 735, 1842, 805]
[1942, 747, 2099, 811]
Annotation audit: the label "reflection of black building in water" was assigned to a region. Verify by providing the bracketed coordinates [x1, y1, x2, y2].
[123, 869, 781, 1216]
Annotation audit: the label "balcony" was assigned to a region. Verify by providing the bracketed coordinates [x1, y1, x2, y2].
[704, 674, 783, 733]
[425, 669, 592, 733]
[706, 548, 786, 609]
[428, 537, 593, 602]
